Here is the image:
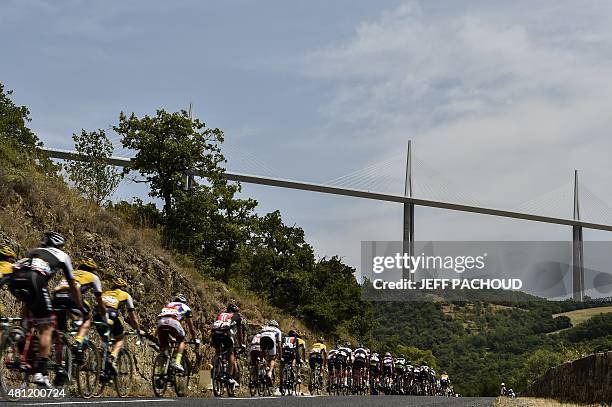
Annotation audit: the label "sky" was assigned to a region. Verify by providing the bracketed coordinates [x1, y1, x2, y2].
[3, 0, 612, 280]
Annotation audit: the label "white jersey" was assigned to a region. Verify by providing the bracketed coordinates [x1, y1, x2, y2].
[260, 325, 281, 343]
[158, 301, 193, 321]
[23, 247, 74, 279]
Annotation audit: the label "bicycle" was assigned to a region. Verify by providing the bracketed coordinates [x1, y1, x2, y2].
[308, 360, 324, 395]
[211, 345, 240, 397]
[91, 321, 135, 398]
[152, 339, 197, 397]
[248, 355, 274, 396]
[279, 359, 298, 396]
[0, 312, 73, 401]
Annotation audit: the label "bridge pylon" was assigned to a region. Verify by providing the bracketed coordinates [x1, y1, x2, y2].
[403, 140, 415, 281]
[572, 170, 585, 301]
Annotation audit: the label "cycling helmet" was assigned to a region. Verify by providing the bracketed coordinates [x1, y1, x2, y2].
[385, 352, 391, 357]
[501, 382, 505, 386]
[268, 319, 279, 328]
[0, 245, 16, 259]
[344, 341, 351, 348]
[318, 337, 324, 343]
[226, 303, 239, 313]
[41, 231, 65, 248]
[421, 361, 428, 367]
[400, 354, 405, 359]
[111, 277, 128, 288]
[288, 329, 297, 337]
[407, 360, 412, 365]
[174, 293, 188, 304]
[78, 257, 97, 271]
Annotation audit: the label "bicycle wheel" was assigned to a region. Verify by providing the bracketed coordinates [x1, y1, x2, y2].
[152, 352, 169, 397]
[114, 349, 133, 397]
[173, 356, 191, 397]
[211, 357, 224, 397]
[0, 332, 26, 401]
[76, 343, 100, 399]
[50, 340, 73, 391]
[279, 366, 288, 395]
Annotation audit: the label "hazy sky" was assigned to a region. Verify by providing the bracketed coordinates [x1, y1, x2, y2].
[3, 0, 612, 275]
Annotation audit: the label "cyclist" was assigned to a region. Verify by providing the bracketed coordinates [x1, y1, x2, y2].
[7, 232, 84, 387]
[0, 245, 16, 279]
[394, 354, 406, 393]
[0, 245, 17, 317]
[96, 276, 143, 373]
[280, 329, 304, 385]
[369, 351, 381, 390]
[309, 337, 327, 377]
[156, 293, 199, 373]
[211, 302, 244, 388]
[352, 344, 368, 390]
[52, 257, 107, 362]
[259, 319, 282, 382]
[337, 341, 353, 387]
[405, 359, 415, 393]
[440, 371, 451, 396]
[382, 352, 394, 390]
[326, 345, 338, 391]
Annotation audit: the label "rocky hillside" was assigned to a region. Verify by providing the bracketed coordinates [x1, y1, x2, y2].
[0, 145, 312, 346]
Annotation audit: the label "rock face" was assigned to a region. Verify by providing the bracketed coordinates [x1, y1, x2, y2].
[523, 351, 612, 404]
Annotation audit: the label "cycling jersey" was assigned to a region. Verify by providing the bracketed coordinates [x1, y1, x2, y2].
[370, 353, 380, 364]
[259, 325, 282, 356]
[383, 356, 394, 366]
[394, 358, 406, 370]
[25, 247, 74, 280]
[0, 260, 13, 276]
[158, 301, 193, 321]
[310, 342, 327, 354]
[54, 268, 102, 295]
[101, 289, 135, 311]
[354, 347, 368, 359]
[212, 312, 241, 333]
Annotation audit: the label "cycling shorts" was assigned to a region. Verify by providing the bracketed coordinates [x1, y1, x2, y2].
[260, 334, 277, 356]
[52, 293, 91, 330]
[8, 269, 54, 325]
[212, 328, 234, 352]
[157, 317, 186, 349]
[353, 356, 367, 370]
[309, 353, 323, 370]
[95, 309, 124, 338]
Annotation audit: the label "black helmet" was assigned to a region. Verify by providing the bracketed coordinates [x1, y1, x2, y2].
[400, 354, 405, 359]
[174, 293, 188, 304]
[41, 231, 65, 248]
[227, 303, 239, 313]
[288, 329, 297, 337]
[344, 341, 351, 348]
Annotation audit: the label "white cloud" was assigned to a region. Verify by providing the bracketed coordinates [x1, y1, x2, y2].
[303, 1, 612, 224]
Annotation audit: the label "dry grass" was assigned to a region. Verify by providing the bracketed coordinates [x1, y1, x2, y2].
[553, 306, 612, 326]
[495, 397, 608, 407]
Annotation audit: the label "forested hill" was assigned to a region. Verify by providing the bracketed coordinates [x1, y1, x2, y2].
[373, 298, 612, 396]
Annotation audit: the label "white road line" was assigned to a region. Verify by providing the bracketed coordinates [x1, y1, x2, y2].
[21, 399, 174, 406]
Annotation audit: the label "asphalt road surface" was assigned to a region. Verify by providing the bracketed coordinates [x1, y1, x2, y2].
[11, 395, 496, 406]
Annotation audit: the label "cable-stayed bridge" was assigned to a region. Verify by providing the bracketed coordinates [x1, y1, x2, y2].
[43, 141, 612, 301]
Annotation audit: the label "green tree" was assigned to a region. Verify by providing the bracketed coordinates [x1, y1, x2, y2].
[0, 83, 40, 150]
[66, 129, 123, 204]
[114, 109, 224, 215]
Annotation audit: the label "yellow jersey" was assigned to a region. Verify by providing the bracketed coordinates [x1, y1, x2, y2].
[0, 261, 13, 277]
[54, 268, 102, 294]
[310, 342, 327, 354]
[101, 289, 135, 310]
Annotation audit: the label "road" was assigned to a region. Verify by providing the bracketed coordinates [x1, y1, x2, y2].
[11, 395, 496, 407]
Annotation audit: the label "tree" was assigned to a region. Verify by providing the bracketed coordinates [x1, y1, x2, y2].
[0, 83, 40, 150]
[66, 129, 123, 205]
[114, 109, 224, 215]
